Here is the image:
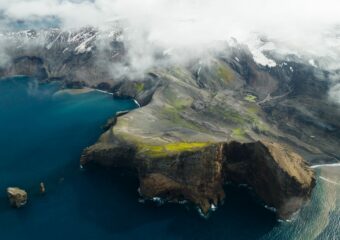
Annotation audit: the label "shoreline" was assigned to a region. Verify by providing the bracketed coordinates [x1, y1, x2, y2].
[311, 163, 340, 169]
[54, 87, 141, 107]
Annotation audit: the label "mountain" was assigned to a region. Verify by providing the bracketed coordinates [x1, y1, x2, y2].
[1, 27, 339, 219]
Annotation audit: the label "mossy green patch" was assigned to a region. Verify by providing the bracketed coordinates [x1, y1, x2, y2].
[232, 128, 246, 139]
[244, 94, 257, 103]
[216, 62, 234, 83]
[138, 142, 211, 158]
[135, 82, 145, 94]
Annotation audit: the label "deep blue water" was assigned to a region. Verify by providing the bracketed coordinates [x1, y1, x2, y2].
[0, 76, 338, 240]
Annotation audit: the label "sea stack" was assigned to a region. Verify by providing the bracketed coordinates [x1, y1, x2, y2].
[40, 182, 46, 194]
[7, 187, 28, 208]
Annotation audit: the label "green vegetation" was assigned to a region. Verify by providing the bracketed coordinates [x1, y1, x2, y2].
[138, 142, 210, 158]
[135, 82, 145, 93]
[244, 94, 257, 103]
[232, 128, 246, 139]
[217, 63, 234, 83]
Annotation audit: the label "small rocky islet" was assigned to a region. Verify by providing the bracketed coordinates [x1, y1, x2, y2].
[7, 187, 27, 208]
[2, 28, 339, 220]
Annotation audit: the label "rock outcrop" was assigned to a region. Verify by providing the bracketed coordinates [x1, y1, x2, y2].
[7, 187, 28, 208]
[78, 59, 317, 220]
[81, 137, 315, 219]
[223, 141, 315, 219]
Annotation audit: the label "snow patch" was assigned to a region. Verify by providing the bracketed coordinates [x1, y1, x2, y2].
[309, 59, 317, 67]
[246, 36, 277, 67]
[74, 35, 96, 54]
[251, 49, 277, 67]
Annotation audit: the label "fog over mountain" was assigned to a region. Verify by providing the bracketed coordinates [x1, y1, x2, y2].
[0, 0, 340, 103]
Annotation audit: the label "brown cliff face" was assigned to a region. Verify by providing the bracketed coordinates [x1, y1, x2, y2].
[223, 141, 315, 219]
[137, 143, 225, 214]
[81, 139, 315, 219]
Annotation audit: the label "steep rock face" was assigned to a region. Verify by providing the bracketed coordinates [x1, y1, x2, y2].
[81, 141, 225, 214]
[81, 137, 315, 219]
[223, 141, 315, 219]
[137, 143, 225, 214]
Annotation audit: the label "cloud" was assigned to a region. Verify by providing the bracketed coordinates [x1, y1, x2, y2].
[1, 0, 340, 102]
[0, 0, 339, 42]
[1, 0, 340, 54]
[329, 83, 340, 105]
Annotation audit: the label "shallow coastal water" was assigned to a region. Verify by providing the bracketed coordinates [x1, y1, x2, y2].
[0, 76, 338, 240]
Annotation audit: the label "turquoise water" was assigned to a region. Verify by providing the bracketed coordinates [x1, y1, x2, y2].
[0, 76, 338, 239]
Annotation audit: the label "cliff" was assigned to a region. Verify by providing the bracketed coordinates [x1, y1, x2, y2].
[80, 64, 316, 219]
[3, 28, 335, 219]
[81, 135, 315, 219]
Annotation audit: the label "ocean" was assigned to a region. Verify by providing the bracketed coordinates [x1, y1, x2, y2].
[0, 76, 338, 240]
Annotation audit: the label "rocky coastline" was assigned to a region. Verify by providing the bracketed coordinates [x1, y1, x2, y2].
[81, 138, 315, 219]
[2, 28, 339, 219]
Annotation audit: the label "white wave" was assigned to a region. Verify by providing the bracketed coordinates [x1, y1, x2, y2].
[93, 89, 113, 95]
[311, 163, 340, 169]
[319, 176, 340, 185]
[133, 99, 141, 108]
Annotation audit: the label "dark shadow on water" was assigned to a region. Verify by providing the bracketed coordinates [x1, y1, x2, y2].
[73, 165, 277, 240]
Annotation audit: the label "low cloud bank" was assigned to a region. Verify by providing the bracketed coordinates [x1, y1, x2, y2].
[1, 0, 340, 103]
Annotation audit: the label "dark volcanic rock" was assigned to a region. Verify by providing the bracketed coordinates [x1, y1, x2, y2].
[112, 74, 162, 107]
[223, 141, 315, 219]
